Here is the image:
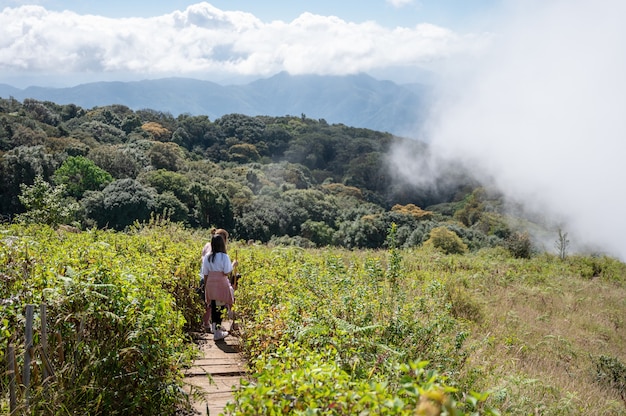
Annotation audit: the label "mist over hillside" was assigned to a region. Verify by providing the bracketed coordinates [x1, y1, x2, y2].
[0, 72, 428, 137]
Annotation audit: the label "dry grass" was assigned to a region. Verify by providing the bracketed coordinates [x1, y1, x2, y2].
[459, 257, 626, 414]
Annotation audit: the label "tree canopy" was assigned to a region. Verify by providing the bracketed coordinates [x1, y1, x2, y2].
[0, 97, 521, 252]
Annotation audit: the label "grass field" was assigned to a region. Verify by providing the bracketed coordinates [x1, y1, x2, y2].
[2, 223, 625, 414]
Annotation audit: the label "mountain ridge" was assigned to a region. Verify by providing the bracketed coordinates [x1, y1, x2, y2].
[0, 73, 428, 135]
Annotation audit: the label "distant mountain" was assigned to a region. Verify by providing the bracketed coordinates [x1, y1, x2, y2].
[0, 72, 428, 135]
[0, 84, 21, 97]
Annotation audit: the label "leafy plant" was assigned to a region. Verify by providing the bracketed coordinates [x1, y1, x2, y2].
[16, 174, 80, 226]
[593, 355, 626, 401]
[0, 223, 200, 414]
[504, 231, 532, 259]
[2, 221, 626, 415]
[228, 344, 498, 415]
[424, 226, 468, 255]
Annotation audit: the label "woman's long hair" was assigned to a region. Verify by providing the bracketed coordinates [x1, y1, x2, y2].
[208, 234, 226, 263]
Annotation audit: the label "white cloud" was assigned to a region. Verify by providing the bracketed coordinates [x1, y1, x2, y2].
[392, 0, 626, 260]
[0, 2, 490, 84]
[386, 0, 415, 8]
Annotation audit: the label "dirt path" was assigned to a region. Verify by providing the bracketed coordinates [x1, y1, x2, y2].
[184, 323, 246, 415]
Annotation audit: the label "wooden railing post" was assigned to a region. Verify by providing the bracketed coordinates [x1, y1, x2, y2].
[9, 303, 56, 411]
[8, 343, 17, 413]
[40, 304, 49, 381]
[23, 304, 34, 404]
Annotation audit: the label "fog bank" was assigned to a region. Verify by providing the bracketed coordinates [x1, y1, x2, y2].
[393, 0, 626, 260]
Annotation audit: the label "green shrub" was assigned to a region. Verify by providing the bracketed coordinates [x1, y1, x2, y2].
[424, 226, 468, 255]
[16, 175, 80, 226]
[228, 343, 497, 415]
[504, 231, 532, 259]
[568, 255, 626, 282]
[593, 354, 626, 399]
[232, 245, 493, 414]
[0, 223, 198, 414]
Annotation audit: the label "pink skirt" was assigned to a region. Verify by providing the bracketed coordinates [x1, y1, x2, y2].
[204, 271, 234, 306]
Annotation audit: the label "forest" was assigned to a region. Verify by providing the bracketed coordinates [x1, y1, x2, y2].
[0, 96, 529, 255]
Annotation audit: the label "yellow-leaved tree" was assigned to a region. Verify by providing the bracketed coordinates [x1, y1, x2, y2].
[424, 226, 468, 254]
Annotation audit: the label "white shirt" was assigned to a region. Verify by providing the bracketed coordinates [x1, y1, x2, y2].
[201, 252, 233, 276]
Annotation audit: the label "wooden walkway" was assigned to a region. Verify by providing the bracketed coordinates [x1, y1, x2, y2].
[184, 323, 246, 415]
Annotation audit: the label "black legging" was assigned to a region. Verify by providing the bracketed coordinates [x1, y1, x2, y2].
[210, 300, 225, 326]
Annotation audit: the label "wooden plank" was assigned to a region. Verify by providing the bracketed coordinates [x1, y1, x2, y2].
[186, 364, 245, 376]
[184, 320, 245, 414]
[193, 357, 245, 365]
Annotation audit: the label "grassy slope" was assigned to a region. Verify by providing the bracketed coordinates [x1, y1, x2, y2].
[401, 248, 626, 414]
[233, 244, 626, 414]
[2, 224, 624, 414]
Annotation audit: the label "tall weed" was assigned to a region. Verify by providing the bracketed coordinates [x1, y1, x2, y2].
[0, 223, 199, 414]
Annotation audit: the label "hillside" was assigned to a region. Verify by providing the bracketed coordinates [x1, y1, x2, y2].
[1, 223, 625, 414]
[2, 93, 598, 265]
[0, 73, 427, 136]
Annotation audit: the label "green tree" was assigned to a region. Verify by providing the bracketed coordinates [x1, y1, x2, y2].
[505, 231, 532, 259]
[82, 121, 126, 144]
[17, 175, 80, 226]
[154, 191, 189, 223]
[345, 152, 388, 194]
[0, 145, 61, 215]
[282, 189, 338, 225]
[284, 133, 334, 170]
[120, 114, 142, 133]
[139, 170, 192, 203]
[23, 98, 61, 126]
[53, 156, 113, 198]
[82, 179, 155, 230]
[301, 220, 334, 246]
[229, 143, 261, 163]
[261, 163, 313, 190]
[59, 103, 85, 121]
[188, 182, 234, 229]
[148, 141, 184, 171]
[173, 114, 214, 151]
[236, 195, 294, 241]
[215, 113, 265, 143]
[9, 125, 47, 147]
[262, 125, 292, 159]
[88, 144, 145, 179]
[334, 213, 387, 249]
[454, 188, 486, 227]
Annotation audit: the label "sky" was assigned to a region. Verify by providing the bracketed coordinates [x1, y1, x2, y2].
[0, 0, 501, 87]
[1, 0, 625, 261]
[0, 0, 501, 29]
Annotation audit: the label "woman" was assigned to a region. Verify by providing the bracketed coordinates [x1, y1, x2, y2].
[200, 228, 234, 331]
[202, 233, 236, 341]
